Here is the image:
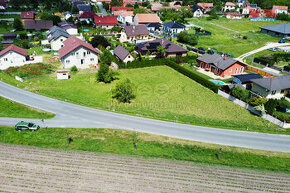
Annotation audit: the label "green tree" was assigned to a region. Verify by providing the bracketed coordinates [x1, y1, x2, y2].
[156, 45, 166, 58]
[264, 99, 278, 114]
[177, 31, 198, 46]
[230, 86, 249, 101]
[113, 78, 135, 103]
[90, 35, 110, 48]
[111, 0, 123, 7]
[13, 18, 24, 31]
[96, 64, 118, 83]
[133, 8, 147, 14]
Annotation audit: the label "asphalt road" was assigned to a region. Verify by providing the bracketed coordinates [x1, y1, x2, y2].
[0, 81, 290, 153]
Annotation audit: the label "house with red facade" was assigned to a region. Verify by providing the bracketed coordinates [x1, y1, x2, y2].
[196, 53, 246, 77]
[94, 16, 118, 29]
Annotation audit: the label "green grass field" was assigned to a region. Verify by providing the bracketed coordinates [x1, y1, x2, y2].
[2, 65, 286, 133]
[185, 18, 287, 57]
[0, 96, 54, 119]
[0, 14, 21, 19]
[0, 126, 289, 172]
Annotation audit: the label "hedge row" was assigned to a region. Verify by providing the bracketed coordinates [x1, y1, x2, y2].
[118, 58, 168, 69]
[166, 60, 220, 93]
[118, 58, 219, 93]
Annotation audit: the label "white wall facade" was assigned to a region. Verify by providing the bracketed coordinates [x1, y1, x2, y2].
[224, 5, 235, 12]
[193, 9, 203, 17]
[123, 54, 134, 63]
[274, 9, 287, 14]
[66, 28, 78, 35]
[120, 31, 149, 43]
[117, 15, 133, 25]
[0, 51, 26, 70]
[61, 46, 99, 69]
[51, 36, 68, 51]
[163, 27, 185, 34]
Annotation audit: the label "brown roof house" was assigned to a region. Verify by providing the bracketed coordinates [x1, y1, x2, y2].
[0, 45, 28, 70]
[113, 45, 134, 63]
[21, 12, 35, 24]
[24, 20, 53, 31]
[136, 38, 187, 58]
[133, 14, 161, 25]
[120, 24, 149, 43]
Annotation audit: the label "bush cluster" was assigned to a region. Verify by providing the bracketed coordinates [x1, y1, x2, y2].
[5, 63, 55, 78]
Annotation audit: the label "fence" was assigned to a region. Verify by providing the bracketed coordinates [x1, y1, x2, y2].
[218, 90, 290, 128]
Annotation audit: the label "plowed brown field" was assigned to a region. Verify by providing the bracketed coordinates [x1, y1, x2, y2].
[0, 144, 289, 193]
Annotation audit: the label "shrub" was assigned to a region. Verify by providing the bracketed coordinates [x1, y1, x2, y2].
[5, 63, 54, 78]
[113, 78, 135, 103]
[264, 99, 278, 115]
[230, 86, 249, 101]
[70, 66, 78, 73]
[284, 64, 290, 72]
[96, 64, 118, 83]
[13, 18, 24, 31]
[177, 31, 198, 46]
[248, 97, 267, 106]
[242, 36, 248, 40]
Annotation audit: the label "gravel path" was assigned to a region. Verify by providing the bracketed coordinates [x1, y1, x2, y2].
[0, 144, 289, 193]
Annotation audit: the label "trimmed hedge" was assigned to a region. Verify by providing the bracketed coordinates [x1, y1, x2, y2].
[166, 60, 220, 93]
[118, 58, 168, 69]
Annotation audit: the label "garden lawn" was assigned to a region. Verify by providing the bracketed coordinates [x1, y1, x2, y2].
[0, 96, 54, 119]
[11, 65, 285, 133]
[185, 18, 287, 57]
[0, 126, 289, 172]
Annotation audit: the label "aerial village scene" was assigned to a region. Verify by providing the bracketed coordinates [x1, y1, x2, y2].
[0, 0, 289, 192]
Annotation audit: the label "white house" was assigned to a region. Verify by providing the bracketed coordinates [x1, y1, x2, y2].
[64, 12, 73, 20]
[191, 5, 203, 17]
[162, 21, 185, 35]
[0, 45, 28, 70]
[223, 2, 236, 12]
[59, 36, 101, 69]
[58, 22, 79, 35]
[113, 45, 134, 63]
[115, 11, 134, 25]
[226, 12, 243, 19]
[120, 25, 150, 43]
[272, 5, 288, 14]
[251, 75, 290, 99]
[47, 26, 71, 51]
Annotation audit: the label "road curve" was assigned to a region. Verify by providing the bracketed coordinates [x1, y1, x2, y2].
[0, 81, 290, 153]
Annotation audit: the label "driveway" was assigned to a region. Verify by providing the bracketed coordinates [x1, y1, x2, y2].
[236, 42, 290, 60]
[0, 81, 290, 152]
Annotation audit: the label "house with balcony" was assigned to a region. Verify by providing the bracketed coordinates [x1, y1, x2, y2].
[58, 36, 101, 69]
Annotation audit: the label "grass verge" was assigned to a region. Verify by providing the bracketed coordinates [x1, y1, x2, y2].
[0, 126, 289, 173]
[0, 96, 54, 119]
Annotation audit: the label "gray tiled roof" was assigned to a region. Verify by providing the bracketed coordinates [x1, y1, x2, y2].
[47, 26, 70, 42]
[124, 25, 149, 36]
[136, 38, 187, 53]
[260, 23, 290, 35]
[197, 53, 239, 70]
[113, 45, 130, 61]
[163, 21, 185, 29]
[251, 75, 290, 91]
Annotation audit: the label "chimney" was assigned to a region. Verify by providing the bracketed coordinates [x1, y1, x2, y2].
[133, 25, 135, 30]
[161, 39, 164, 45]
[224, 55, 227, 60]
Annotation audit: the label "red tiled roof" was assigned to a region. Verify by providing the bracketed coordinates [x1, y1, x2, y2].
[0, 44, 28, 57]
[225, 2, 236, 6]
[197, 3, 213, 9]
[112, 7, 133, 11]
[21, 12, 35, 19]
[58, 36, 101, 58]
[94, 16, 118, 24]
[273, 5, 288, 10]
[78, 11, 96, 19]
[135, 13, 161, 23]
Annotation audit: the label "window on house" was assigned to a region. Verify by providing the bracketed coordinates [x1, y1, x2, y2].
[272, 90, 276, 95]
[4, 58, 8, 61]
[61, 45, 63, 48]
[66, 60, 70, 64]
[87, 51, 91, 55]
[206, 64, 209, 68]
[229, 69, 232, 72]
[90, 58, 94, 61]
[60, 39, 63, 42]
[240, 67, 244, 73]
[281, 90, 285, 94]
[128, 56, 130, 58]
[235, 68, 238, 74]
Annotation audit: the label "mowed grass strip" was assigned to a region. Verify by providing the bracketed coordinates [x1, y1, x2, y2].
[0, 96, 54, 119]
[0, 126, 289, 173]
[19, 66, 284, 133]
[185, 18, 286, 57]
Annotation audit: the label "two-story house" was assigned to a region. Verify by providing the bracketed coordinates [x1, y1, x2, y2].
[0, 45, 28, 70]
[59, 36, 101, 69]
[47, 26, 71, 51]
[120, 25, 149, 43]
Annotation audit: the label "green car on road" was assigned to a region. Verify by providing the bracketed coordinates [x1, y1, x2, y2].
[15, 121, 40, 131]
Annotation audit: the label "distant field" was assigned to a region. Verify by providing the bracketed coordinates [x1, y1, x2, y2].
[0, 96, 54, 119]
[185, 18, 286, 57]
[1, 65, 283, 133]
[1, 143, 289, 192]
